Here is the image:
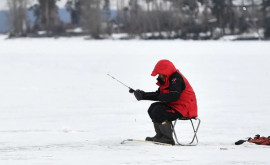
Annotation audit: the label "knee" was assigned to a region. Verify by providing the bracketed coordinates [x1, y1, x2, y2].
[151, 109, 164, 123]
[149, 105, 164, 122]
[150, 102, 161, 108]
[148, 102, 161, 114]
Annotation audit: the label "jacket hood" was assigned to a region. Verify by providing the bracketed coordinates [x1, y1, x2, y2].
[151, 60, 177, 77]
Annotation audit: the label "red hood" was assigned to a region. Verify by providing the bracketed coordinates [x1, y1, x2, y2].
[151, 60, 177, 77]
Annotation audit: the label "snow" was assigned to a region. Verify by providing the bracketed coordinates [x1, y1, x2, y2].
[0, 36, 270, 164]
[233, 0, 263, 6]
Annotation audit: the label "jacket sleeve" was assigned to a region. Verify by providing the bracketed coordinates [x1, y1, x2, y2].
[141, 88, 160, 101]
[157, 73, 186, 102]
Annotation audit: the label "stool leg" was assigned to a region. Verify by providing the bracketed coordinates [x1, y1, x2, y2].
[172, 120, 181, 145]
[189, 118, 201, 144]
[172, 118, 201, 146]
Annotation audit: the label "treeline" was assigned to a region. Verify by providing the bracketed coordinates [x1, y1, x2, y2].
[6, 0, 270, 40]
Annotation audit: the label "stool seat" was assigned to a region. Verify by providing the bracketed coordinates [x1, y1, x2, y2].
[172, 117, 201, 146]
[178, 117, 198, 120]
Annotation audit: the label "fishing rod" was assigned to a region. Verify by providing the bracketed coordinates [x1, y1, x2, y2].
[107, 73, 135, 93]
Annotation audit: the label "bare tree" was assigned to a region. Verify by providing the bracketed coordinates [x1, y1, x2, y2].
[30, 0, 61, 34]
[262, 0, 270, 38]
[103, 0, 112, 35]
[81, 0, 101, 38]
[7, 0, 28, 37]
[39, 0, 60, 32]
[66, 0, 81, 26]
[127, 0, 140, 35]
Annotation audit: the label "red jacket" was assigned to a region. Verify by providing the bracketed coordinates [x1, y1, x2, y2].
[151, 60, 198, 118]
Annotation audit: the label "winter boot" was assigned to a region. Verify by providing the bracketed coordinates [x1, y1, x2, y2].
[156, 121, 175, 145]
[145, 122, 162, 141]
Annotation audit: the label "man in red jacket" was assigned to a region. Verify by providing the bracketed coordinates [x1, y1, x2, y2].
[133, 60, 197, 145]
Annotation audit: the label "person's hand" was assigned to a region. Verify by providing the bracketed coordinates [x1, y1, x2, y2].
[129, 88, 135, 93]
[134, 89, 144, 101]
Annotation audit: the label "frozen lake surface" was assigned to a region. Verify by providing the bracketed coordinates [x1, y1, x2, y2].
[0, 36, 270, 164]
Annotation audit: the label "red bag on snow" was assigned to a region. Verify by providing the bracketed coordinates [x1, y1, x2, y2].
[235, 135, 270, 145]
[248, 135, 270, 145]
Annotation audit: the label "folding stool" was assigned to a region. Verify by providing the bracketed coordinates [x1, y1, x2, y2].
[172, 117, 201, 146]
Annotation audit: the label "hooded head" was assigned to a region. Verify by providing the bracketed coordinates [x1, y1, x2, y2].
[151, 60, 177, 78]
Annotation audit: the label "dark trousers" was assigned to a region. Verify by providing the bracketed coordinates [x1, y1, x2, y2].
[148, 102, 183, 123]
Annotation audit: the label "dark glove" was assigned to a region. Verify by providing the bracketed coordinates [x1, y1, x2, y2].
[235, 140, 246, 145]
[129, 88, 135, 93]
[134, 89, 144, 101]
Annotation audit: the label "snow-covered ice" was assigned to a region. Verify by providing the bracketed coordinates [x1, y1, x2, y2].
[0, 36, 270, 164]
